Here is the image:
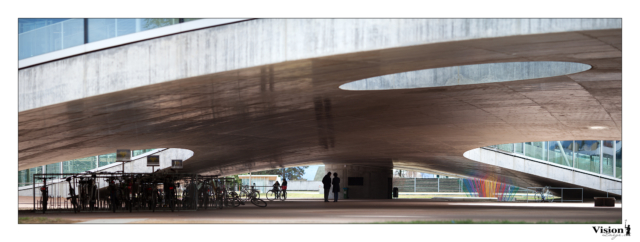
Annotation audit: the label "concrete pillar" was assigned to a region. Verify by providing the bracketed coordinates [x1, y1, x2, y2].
[323, 164, 393, 199]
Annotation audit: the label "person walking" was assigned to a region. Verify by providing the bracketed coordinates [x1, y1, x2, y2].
[322, 172, 332, 202]
[332, 172, 341, 202]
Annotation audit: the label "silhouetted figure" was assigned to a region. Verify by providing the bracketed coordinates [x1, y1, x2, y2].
[626, 224, 630, 236]
[322, 172, 332, 202]
[332, 172, 341, 202]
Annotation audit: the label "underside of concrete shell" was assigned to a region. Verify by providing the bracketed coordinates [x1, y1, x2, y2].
[18, 19, 622, 197]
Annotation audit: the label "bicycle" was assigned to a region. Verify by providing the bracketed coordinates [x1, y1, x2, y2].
[266, 186, 287, 201]
[245, 185, 267, 207]
[266, 187, 281, 201]
[65, 176, 79, 213]
[239, 185, 260, 202]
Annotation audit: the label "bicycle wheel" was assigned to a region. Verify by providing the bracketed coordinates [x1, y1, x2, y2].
[266, 190, 275, 201]
[251, 198, 267, 207]
[239, 191, 248, 201]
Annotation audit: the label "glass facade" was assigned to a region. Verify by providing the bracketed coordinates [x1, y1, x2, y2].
[486, 140, 620, 179]
[19, 18, 200, 60]
[615, 141, 622, 179]
[88, 18, 179, 43]
[19, 18, 84, 60]
[18, 149, 157, 187]
[548, 141, 574, 167]
[575, 140, 600, 173]
[496, 143, 513, 152]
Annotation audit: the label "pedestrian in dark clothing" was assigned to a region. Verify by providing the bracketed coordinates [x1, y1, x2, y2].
[322, 172, 332, 202]
[332, 172, 340, 202]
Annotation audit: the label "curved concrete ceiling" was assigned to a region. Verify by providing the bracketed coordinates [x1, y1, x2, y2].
[18, 19, 621, 193]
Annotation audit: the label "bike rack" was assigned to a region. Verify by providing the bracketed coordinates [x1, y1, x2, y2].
[30, 172, 217, 213]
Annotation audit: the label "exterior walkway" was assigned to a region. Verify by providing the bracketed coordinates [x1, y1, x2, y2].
[18, 199, 621, 224]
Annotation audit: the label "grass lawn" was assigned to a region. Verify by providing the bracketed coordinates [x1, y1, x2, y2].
[368, 219, 621, 224]
[18, 217, 75, 224]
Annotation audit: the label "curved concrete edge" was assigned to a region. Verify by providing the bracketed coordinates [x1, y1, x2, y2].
[463, 148, 621, 195]
[18, 19, 250, 69]
[18, 148, 193, 196]
[18, 19, 621, 112]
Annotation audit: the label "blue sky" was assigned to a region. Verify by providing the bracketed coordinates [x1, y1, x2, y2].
[302, 165, 322, 180]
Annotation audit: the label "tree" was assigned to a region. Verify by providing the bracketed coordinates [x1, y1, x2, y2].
[252, 166, 308, 180]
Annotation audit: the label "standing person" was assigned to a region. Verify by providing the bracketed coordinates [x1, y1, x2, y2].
[332, 172, 341, 202]
[322, 172, 332, 202]
[273, 180, 280, 199]
[281, 178, 288, 199]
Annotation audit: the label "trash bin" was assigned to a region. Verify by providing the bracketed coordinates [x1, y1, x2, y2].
[343, 187, 348, 199]
[392, 187, 399, 199]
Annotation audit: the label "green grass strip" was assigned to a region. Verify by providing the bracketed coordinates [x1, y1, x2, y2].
[18, 217, 74, 224]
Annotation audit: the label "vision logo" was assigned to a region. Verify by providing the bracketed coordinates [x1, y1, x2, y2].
[593, 220, 631, 240]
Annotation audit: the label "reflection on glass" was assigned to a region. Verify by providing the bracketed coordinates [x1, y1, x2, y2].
[525, 142, 545, 160]
[515, 143, 523, 154]
[88, 18, 179, 43]
[132, 149, 155, 157]
[548, 141, 574, 167]
[616, 141, 622, 179]
[63, 156, 96, 173]
[18, 166, 43, 187]
[99, 153, 117, 167]
[575, 140, 601, 173]
[183, 18, 201, 22]
[19, 18, 84, 60]
[496, 143, 513, 152]
[45, 163, 61, 179]
[602, 141, 614, 176]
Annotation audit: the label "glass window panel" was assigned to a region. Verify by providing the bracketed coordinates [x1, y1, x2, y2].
[496, 143, 513, 152]
[548, 141, 574, 167]
[19, 18, 70, 34]
[19, 18, 84, 60]
[19, 19, 82, 59]
[514, 143, 523, 154]
[616, 141, 622, 179]
[183, 18, 201, 22]
[140, 18, 179, 31]
[524, 142, 545, 160]
[45, 163, 62, 179]
[88, 18, 117, 42]
[18, 169, 29, 187]
[63, 156, 97, 173]
[99, 153, 117, 167]
[575, 140, 600, 173]
[602, 141, 614, 176]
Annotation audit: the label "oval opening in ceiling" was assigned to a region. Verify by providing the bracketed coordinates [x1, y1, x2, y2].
[339, 61, 591, 91]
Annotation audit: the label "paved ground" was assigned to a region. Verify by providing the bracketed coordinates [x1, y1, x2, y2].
[17, 199, 621, 224]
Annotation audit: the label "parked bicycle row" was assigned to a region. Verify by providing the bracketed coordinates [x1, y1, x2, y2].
[31, 172, 287, 213]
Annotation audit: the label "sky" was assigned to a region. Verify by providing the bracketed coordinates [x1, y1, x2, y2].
[302, 165, 322, 180]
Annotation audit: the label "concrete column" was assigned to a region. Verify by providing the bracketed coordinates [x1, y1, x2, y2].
[323, 164, 393, 199]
